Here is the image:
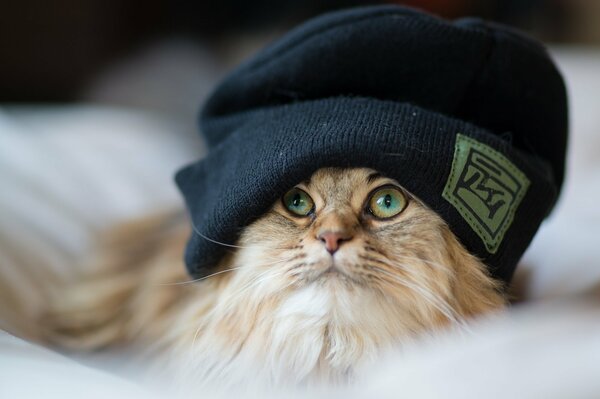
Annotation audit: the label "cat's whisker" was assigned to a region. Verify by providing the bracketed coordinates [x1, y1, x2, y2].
[364, 250, 452, 274]
[166, 254, 299, 287]
[190, 223, 294, 251]
[187, 276, 277, 353]
[392, 254, 454, 275]
[192, 281, 263, 351]
[260, 256, 301, 267]
[217, 269, 288, 319]
[191, 322, 204, 353]
[156, 267, 246, 286]
[371, 258, 471, 328]
[255, 253, 302, 263]
[371, 266, 466, 326]
[284, 261, 310, 273]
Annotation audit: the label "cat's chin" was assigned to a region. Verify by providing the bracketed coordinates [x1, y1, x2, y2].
[304, 263, 364, 289]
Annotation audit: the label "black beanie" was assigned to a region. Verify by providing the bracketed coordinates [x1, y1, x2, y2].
[175, 5, 568, 284]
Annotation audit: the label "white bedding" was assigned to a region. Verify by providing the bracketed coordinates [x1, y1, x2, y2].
[1, 47, 599, 398]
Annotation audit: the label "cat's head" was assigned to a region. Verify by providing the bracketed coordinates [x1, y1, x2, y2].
[180, 167, 504, 386]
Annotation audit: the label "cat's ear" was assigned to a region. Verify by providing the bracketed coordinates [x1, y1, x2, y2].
[442, 229, 506, 316]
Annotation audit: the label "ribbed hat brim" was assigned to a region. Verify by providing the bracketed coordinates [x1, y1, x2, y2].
[176, 97, 556, 283]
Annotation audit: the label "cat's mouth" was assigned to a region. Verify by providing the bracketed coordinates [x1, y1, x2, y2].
[312, 264, 362, 285]
[323, 266, 341, 276]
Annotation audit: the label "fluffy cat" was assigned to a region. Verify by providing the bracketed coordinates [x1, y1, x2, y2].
[14, 167, 505, 390]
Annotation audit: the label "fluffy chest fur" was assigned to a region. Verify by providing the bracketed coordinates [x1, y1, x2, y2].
[174, 276, 416, 388]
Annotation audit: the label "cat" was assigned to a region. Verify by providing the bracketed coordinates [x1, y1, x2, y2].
[6, 167, 505, 390]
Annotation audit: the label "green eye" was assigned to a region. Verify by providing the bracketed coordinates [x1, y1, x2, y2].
[367, 186, 407, 219]
[283, 188, 315, 217]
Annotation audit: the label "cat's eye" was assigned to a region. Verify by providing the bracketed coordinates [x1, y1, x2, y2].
[282, 188, 315, 217]
[367, 186, 408, 219]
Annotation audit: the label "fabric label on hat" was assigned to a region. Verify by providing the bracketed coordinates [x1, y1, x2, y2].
[442, 134, 530, 254]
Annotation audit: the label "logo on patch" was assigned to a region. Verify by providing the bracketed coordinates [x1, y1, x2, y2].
[442, 134, 530, 253]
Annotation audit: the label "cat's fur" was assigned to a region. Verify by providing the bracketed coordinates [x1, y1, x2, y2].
[4, 167, 505, 390]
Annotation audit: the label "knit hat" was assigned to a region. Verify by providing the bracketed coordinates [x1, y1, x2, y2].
[175, 5, 568, 284]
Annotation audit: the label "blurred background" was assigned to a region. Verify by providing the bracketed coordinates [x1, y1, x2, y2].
[2, 0, 600, 125]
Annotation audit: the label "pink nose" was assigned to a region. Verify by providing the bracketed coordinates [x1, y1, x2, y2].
[318, 231, 352, 254]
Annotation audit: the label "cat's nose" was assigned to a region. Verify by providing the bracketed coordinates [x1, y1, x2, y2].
[317, 231, 352, 255]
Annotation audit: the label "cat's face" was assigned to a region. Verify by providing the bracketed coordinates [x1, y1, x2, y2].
[179, 167, 503, 387]
[242, 168, 447, 291]
[215, 168, 501, 328]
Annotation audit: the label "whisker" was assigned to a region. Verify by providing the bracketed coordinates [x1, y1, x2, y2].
[364, 250, 453, 275]
[257, 255, 302, 267]
[156, 267, 245, 286]
[363, 256, 468, 329]
[370, 265, 468, 328]
[159, 254, 300, 286]
[393, 254, 453, 273]
[190, 268, 294, 360]
[374, 256, 470, 331]
[359, 254, 393, 268]
[285, 260, 313, 273]
[260, 253, 305, 265]
[191, 322, 204, 352]
[190, 222, 292, 251]
[220, 269, 288, 315]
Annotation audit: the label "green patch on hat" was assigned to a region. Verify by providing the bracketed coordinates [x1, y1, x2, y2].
[443, 134, 530, 253]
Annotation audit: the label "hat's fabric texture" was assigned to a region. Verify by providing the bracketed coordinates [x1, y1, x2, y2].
[176, 5, 568, 284]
